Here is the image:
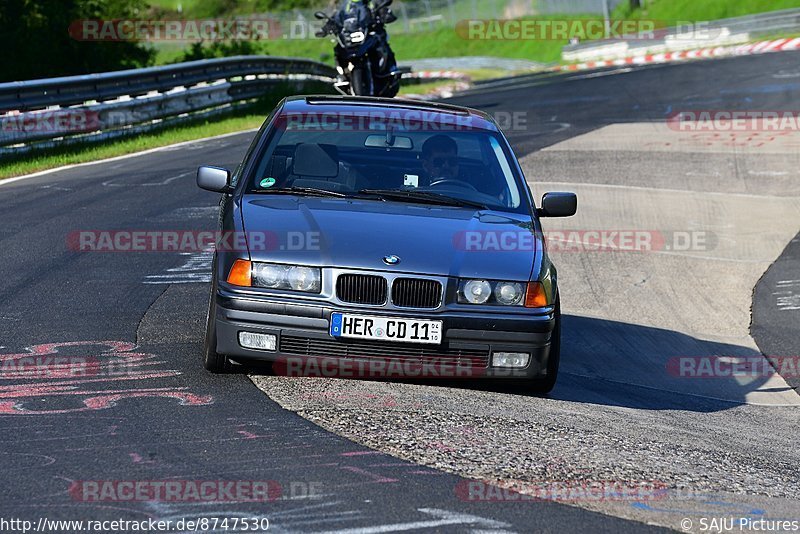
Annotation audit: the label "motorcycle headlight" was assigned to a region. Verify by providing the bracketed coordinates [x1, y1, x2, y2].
[349, 31, 365, 43]
[252, 262, 321, 293]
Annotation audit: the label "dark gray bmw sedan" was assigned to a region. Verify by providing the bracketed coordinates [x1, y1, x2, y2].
[197, 96, 576, 392]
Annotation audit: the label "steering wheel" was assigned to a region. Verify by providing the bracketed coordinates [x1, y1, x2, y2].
[428, 178, 479, 192]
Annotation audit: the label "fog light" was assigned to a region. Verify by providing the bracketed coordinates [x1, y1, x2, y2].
[492, 352, 530, 368]
[238, 332, 277, 351]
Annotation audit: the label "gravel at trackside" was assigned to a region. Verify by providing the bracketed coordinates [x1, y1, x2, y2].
[250, 375, 800, 503]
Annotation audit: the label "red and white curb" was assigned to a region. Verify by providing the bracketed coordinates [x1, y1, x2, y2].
[553, 37, 800, 72]
[405, 70, 470, 81]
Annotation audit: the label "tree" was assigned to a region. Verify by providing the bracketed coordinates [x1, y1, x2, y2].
[0, 0, 155, 83]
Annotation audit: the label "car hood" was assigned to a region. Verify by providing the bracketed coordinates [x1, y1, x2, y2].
[241, 195, 538, 280]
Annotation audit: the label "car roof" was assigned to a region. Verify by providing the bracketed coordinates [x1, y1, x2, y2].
[280, 95, 499, 133]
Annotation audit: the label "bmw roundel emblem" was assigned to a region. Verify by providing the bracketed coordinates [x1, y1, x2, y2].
[383, 255, 401, 265]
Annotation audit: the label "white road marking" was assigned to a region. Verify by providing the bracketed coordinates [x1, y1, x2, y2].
[774, 280, 800, 310]
[38, 185, 72, 191]
[749, 170, 791, 177]
[569, 67, 634, 80]
[102, 171, 193, 187]
[169, 206, 221, 218]
[309, 508, 514, 534]
[144, 249, 214, 285]
[686, 171, 722, 177]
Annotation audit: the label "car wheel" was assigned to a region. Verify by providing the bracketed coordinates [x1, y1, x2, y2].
[529, 297, 561, 394]
[203, 276, 236, 374]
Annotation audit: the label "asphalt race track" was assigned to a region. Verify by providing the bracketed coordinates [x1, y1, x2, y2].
[1, 51, 799, 533]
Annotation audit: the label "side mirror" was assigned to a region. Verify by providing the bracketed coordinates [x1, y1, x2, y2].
[538, 192, 577, 218]
[197, 166, 231, 193]
[314, 11, 328, 20]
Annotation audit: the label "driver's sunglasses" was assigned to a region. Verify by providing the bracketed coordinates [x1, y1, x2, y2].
[431, 156, 459, 168]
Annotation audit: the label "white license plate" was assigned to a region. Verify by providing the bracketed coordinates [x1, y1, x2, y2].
[331, 313, 442, 345]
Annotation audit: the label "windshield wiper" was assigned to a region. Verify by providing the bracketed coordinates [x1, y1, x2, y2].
[358, 189, 488, 210]
[252, 187, 350, 198]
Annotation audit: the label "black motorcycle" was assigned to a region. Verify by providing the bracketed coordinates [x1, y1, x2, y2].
[314, 0, 401, 98]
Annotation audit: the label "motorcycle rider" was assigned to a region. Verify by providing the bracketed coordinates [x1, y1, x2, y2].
[323, 0, 399, 82]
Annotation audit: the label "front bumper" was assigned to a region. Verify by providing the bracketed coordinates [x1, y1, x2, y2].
[214, 288, 556, 380]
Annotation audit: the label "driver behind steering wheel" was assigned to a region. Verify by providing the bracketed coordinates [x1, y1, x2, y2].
[421, 134, 509, 206]
[421, 134, 460, 185]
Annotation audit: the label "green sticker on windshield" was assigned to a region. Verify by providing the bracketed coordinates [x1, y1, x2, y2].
[260, 177, 276, 188]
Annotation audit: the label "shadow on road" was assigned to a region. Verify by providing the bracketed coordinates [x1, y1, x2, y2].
[246, 313, 790, 414]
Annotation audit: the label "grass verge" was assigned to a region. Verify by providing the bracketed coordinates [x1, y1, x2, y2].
[155, 18, 578, 66]
[0, 107, 268, 180]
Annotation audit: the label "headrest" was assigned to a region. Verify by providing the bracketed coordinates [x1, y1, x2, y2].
[293, 143, 339, 177]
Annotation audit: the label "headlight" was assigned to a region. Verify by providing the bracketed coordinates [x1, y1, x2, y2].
[494, 282, 524, 306]
[251, 262, 321, 293]
[349, 31, 365, 43]
[253, 263, 286, 289]
[287, 266, 321, 292]
[458, 280, 547, 307]
[460, 280, 492, 304]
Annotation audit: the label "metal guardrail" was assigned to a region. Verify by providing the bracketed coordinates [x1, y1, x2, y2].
[0, 56, 335, 113]
[711, 7, 800, 36]
[0, 55, 465, 155]
[0, 56, 337, 153]
[563, 8, 800, 62]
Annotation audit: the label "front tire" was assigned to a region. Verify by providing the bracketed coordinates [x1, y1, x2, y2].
[350, 65, 372, 96]
[529, 298, 561, 394]
[203, 276, 236, 373]
[382, 77, 400, 98]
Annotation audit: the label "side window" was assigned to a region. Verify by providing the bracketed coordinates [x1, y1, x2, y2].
[489, 137, 521, 208]
[233, 107, 280, 187]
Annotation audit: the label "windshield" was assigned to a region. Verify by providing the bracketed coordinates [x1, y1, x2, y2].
[248, 112, 527, 213]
